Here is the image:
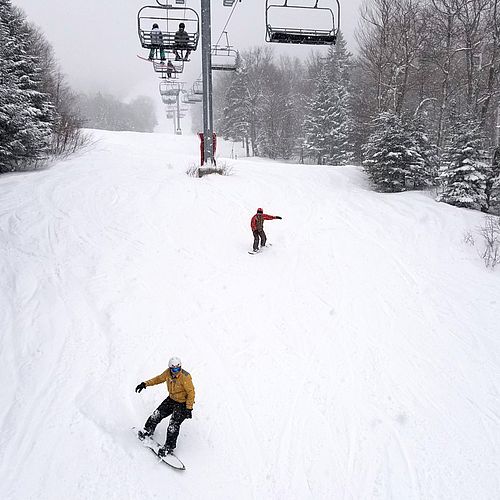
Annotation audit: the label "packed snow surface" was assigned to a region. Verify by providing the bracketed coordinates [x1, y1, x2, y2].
[1, 130, 499, 500]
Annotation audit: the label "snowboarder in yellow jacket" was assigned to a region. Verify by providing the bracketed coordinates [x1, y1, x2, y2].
[135, 357, 195, 456]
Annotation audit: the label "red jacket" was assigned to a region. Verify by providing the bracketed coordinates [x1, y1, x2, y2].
[251, 213, 276, 231]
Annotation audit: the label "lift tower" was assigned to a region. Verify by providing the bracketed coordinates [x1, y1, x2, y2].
[200, 0, 214, 169]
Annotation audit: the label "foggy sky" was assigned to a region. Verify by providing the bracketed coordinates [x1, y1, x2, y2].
[14, 0, 363, 102]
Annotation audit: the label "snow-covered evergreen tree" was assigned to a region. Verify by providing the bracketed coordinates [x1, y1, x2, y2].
[362, 112, 427, 192]
[327, 33, 354, 165]
[258, 57, 304, 160]
[490, 177, 500, 215]
[486, 147, 500, 215]
[303, 62, 335, 164]
[303, 32, 354, 165]
[437, 114, 488, 211]
[408, 117, 439, 187]
[218, 66, 249, 144]
[0, 0, 54, 172]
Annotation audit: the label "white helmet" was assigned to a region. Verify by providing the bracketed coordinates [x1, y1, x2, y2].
[168, 356, 182, 369]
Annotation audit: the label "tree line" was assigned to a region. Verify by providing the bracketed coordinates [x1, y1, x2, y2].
[76, 93, 157, 133]
[0, 0, 158, 174]
[214, 0, 500, 214]
[0, 0, 86, 173]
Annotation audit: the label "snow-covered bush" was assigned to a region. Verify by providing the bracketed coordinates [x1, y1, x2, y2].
[186, 161, 233, 178]
[479, 217, 500, 269]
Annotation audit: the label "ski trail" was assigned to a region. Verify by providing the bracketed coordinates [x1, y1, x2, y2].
[1, 131, 499, 499]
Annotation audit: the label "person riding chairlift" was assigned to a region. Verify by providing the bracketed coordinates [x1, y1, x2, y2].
[174, 23, 191, 61]
[149, 23, 166, 61]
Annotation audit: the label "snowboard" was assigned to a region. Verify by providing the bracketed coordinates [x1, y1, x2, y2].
[137, 55, 156, 63]
[132, 427, 186, 470]
[248, 243, 272, 255]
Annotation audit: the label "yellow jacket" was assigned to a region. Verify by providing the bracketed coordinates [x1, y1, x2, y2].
[145, 368, 195, 410]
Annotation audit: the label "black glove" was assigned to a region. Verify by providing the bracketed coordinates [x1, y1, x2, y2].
[184, 408, 192, 419]
[135, 382, 146, 393]
[275, 216, 282, 219]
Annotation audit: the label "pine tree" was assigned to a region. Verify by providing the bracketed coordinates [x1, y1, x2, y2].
[437, 115, 488, 210]
[327, 33, 354, 165]
[408, 117, 439, 188]
[362, 112, 426, 192]
[217, 49, 268, 157]
[303, 32, 354, 165]
[218, 67, 250, 144]
[258, 57, 304, 160]
[0, 0, 54, 172]
[303, 62, 336, 164]
[490, 176, 500, 215]
[486, 147, 500, 215]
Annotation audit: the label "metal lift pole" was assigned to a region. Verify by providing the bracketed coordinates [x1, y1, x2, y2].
[201, 0, 214, 165]
[176, 93, 182, 135]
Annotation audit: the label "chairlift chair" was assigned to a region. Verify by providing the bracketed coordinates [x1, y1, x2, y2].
[193, 79, 203, 95]
[187, 90, 202, 103]
[162, 95, 177, 106]
[181, 93, 193, 105]
[159, 80, 182, 97]
[266, 0, 340, 45]
[211, 45, 239, 71]
[211, 32, 239, 71]
[152, 56, 184, 77]
[223, 0, 238, 6]
[181, 92, 200, 104]
[138, 3, 200, 52]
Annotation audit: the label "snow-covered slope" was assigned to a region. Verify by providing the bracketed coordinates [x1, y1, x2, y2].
[0, 130, 499, 500]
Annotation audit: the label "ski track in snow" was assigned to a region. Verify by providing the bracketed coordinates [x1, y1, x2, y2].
[0, 130, 499, 499]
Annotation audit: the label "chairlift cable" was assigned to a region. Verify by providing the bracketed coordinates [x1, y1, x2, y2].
[215, 0, 239, 46]
[186, 0, 241, 103]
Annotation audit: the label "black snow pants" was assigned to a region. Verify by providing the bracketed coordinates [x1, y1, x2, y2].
[144, 397, 188, 449]
[253, 229, 267, 251]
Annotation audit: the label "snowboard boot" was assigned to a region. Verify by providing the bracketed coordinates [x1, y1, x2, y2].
[137, 429, 152, 441]
[158, 446, 173, 457]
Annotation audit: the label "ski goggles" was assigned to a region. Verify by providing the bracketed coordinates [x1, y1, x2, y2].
[170, 366, 181, 374]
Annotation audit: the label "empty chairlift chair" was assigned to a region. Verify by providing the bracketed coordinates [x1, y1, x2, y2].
[211, 32, 239, 71]
[138, 3, 200, 53]
[265, 0, 340, 45]
[181, 91, 201, 104]
[159, 80, 182, 97]
[193, 79, 203, 95]
[187, 90, 202, 103]
[162, 95, 177, 106]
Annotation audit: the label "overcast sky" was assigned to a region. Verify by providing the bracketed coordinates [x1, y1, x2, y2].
[14, 0, 363, 101]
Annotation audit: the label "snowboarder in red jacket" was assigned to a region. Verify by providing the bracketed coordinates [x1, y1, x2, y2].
[251, 208, 282, 252]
